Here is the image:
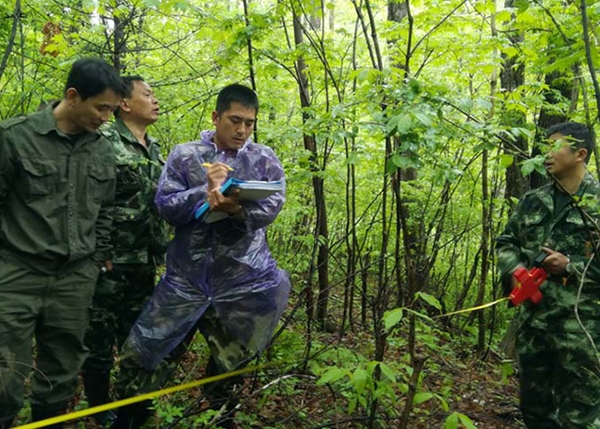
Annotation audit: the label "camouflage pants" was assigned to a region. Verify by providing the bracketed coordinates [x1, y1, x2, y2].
[0, 257, 98, 423]
[115, 306, 250, 412]
[83, 263, 156, 374]
[516, 322, 600, 429]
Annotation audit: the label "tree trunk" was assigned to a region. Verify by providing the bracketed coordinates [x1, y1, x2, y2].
[499, 2, 528, 206]
[477, 149, 491, 354]
[292, 9, 331, 332]
[0, 0, 21, 84]
[532, 70, 573, 189]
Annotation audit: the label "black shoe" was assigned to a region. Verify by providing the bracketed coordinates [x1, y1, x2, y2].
[109, 401, 152, 429]
[94, 409, 117, 427]
[84, 370, 117, 426]
[32, 404, 66, 429]
[83, 369, 112, 406]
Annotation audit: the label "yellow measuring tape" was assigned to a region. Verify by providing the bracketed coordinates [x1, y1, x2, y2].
[434, 296, 511, 318]
[12, 297, 511, 429]
[13, 363, 268, 429]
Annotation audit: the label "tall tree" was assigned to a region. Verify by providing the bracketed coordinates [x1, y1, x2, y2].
[291, 4, 331, 333]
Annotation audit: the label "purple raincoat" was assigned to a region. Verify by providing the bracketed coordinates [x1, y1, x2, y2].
[127, 130, 290, 370]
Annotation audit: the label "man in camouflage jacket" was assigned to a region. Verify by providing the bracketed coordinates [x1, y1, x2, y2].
[497, 122, 600, 429]
[82, 76, 168, 425]
[0, 58, 126, 429]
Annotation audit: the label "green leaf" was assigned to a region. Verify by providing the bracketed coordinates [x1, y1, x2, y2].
[515, 0, 530, 12]
[352, 368, 368, 395]
[498, 154, 514, 168]
[408, 78, 422, 94]
[473, 141, 496, 152]
[520, 155, 546, 176]
[175, 0, 191, 11]
[396, 114, 413, 133]
[413, 392, 434, 405]
[416, 292, 442, 310]
[413, 111, 432, 127]
[348, 397, 357, 414]
[405, 308, 434, 321]
[317, 367, 348, 385]
[378, 362, 397, 383]
[445, 412, 459, 429]
[346, 152, 360, 165]
[458, 413, 478, 429]
[435, 393, 450, 412]
[391, 153, 410, 169]
[495, 10, 512, 23]
[501, 360, 515, 384]
[81, 0, 98, 10]
[383, 308, 404, 331]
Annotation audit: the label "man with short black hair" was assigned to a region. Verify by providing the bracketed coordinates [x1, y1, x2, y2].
[0, 58, 126, 428]
[497, 122, 600, 428]
[109, 83, 290, 429]
[82, 76, 168, 426]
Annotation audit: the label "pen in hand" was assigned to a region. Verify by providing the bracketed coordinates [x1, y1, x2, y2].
[202, 162, 234, 171]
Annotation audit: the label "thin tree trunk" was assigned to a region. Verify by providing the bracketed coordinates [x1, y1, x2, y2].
[0, 0, 21, 85]
[477, 149, 491, 353]
[291, 8, 331, 332]
[242, 0, 258, 142]
[580, 0, 600, 125]
[500, 0, 528, 207]
[477, 6, 496, 355]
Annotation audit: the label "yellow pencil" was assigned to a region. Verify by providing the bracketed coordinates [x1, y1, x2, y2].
[202, 162, 234, 171]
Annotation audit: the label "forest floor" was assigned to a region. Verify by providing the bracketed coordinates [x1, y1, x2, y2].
[15, 322, 526, 429]
[109, 327, 525, 429]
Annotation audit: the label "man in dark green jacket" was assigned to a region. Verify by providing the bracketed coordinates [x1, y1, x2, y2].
[497, 122, 600, 428]
[0, 58, 126, 429]
[82, 76, 168, 425]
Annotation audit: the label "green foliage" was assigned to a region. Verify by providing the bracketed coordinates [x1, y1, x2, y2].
[316, 360, 403, 415]
[501, 360, 515, 385]
[152, 399, 184, 424]
[521, 155, 547, 176]
[1, 0, 591, 425]
[445, 412, 478, 429]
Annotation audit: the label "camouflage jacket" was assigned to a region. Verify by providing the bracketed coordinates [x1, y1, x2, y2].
[497, 172, 600, 330]
[0, 103, 115, 274]
[102, 119, 168, 265]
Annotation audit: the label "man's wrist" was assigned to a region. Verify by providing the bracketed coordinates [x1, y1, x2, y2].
[231, 205, 246, 220]
[565, 259, 573, 275]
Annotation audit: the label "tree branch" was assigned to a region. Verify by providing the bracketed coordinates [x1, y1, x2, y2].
[0, 0, 21, 83]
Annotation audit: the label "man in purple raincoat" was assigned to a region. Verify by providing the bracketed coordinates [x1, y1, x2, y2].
[110, 84, 290, 429]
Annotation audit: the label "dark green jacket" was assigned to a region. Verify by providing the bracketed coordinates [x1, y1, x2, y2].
[497, 172, 600, 331]
[0, 104, 116, 274]
[102, 118, 167, 264]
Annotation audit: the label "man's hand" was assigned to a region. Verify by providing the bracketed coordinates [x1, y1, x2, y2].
[207, 188, 241, 215]
[541, 247, 569, 275]
[101, 260, 113, 274]
[206, 162, 232, 192]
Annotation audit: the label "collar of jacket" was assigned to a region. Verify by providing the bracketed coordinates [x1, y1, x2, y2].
[535, 172, 600, 214]
[31, 101, 100, 138]
[114, 117, 159, 148]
